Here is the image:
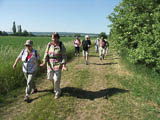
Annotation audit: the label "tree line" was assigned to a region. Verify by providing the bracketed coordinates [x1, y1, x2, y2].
[0, 21, 34, 36]
[108, 0, 160, 72]
[12, 21, 34, 36]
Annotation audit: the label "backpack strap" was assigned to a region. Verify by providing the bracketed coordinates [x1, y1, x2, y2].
[21, 49, 25, 56]
[34, 50, 37, 58]
[47, 42, 52, 54]
[47, 41, 63, 54]
[59, 41, 62, 51]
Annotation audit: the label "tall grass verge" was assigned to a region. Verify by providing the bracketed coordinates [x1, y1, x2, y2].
[119, 52, 160, 105]
[0, 36, 75, 95]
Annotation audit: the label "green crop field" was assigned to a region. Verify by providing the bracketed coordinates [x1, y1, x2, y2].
[0, 36, 75, 95]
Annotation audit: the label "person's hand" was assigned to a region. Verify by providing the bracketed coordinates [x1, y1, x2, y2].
[40, 62, 45, 67]
[13, 63, 17, 69]
[62, 65, 68, 71]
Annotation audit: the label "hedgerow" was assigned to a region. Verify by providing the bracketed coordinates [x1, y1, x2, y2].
[108, 0, 160, 72]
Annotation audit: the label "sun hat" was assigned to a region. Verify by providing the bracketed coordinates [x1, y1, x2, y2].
[85, 35, 89, 39]
[24, 40, 33, 46]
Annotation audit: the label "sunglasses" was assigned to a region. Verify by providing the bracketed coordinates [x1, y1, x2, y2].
[26, 45, 31, 47]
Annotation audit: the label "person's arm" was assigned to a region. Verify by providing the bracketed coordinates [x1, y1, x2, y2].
[13, 50, 23, 69]
[13, 58, 21, 69]
[88, 40, 91, 48]
[61, 43, 67, 71]
[80, 40, 82, 46]
[36, 51, 41, 64]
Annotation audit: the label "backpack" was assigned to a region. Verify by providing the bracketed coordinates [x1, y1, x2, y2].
[101, 40, 106, 48]
[47, 41, 62, 53]
[105, 41, 109, 47]
[82, 40, 88, 50]
[22, 49, 38, 58]
[46, 41, 63, 61]
[21, 49, 38, 62]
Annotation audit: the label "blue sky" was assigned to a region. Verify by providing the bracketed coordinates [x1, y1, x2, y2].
[0, 0, 121, 34]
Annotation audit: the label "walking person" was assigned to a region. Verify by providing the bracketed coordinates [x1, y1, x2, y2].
[104, 39, 109, 56]
[95, 38, 99, 53]
[74, 36, 81, 56]
[82, 35, 91, 65]
[99, 38, 106, 60]
[40, 32, 67, 99]
[13, 40, 40, 102]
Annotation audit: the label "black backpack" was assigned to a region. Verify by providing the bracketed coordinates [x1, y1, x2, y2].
[82, 40, 88, 50]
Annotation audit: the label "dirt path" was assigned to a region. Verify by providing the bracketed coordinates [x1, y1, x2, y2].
[1, 48, 132, 120]
[66, 50, 129, 120]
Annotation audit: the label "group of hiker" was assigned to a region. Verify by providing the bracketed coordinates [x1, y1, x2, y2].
[94, 37, 109, 60]
[73, 35, 109, 64]
[13, 32, 109, 102]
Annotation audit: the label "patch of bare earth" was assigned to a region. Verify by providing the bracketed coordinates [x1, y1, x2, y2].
[67, 51, 129, 120]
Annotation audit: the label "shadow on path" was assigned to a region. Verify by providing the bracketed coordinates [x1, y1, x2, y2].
[61, 87, 129, 100]
[91, 62, 118, 66]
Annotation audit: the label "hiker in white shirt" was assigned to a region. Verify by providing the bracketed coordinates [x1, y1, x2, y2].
[13, 40, 40, 102]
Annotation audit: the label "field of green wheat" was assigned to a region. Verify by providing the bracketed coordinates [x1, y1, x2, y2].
[0, 36, 75, 95]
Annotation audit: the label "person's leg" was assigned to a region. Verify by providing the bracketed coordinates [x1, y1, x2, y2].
[30, 73, 38, 94]
[85, 51, 89, 65]
[47, 70, 54, 92]
[75, 47, 77, 56]
[99, 47, 102, 60]
[53, 70, 61, 98]
[102, 48, 105, 59]
[77, 47, 80, 56]
[24, 73, 35, 102]
[95, 45, 98, 53]
[24, 73, 30, 101]
[83, 50, 85, 59]
[25, 74, 35, 96]
[105, 47, 108, 56]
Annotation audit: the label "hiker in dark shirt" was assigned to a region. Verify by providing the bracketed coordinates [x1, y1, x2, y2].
[82, 35, 91, 65]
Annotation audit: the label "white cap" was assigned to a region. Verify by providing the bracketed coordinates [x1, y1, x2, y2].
[85, 35, 89, 39]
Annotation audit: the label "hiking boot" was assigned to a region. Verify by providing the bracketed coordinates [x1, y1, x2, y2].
[54, 93, 60, 99]
[85, 61, 88, 65]
[24, 96, 30, 102]
[31, 88, 38, 94]
[102, 55, 105, 60]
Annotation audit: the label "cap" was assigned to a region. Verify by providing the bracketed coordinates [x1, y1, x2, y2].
[85, 35, 89, 39]
[24, 40, 33, 46]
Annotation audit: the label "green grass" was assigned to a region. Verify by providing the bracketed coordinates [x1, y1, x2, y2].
[1, 39, 160, 120]
[0, 36, 75, 95]
[111, 50, 160, 119]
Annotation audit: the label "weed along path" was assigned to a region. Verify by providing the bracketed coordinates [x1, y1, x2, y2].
[1, 47, 159, 120]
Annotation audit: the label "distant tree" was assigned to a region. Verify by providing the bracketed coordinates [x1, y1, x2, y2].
[22, 30, 29, 36]
[2, 31, 8, 36]
[12, 21, 16, 34]
[17, 25, 22, 34]
[74, 33, 81, 37]
[98, 32, 108, 39]
[28, 32, 35, 36]
[0, 31, 2, 35]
